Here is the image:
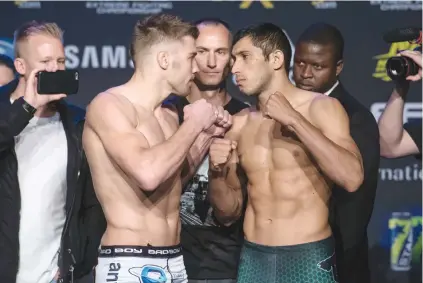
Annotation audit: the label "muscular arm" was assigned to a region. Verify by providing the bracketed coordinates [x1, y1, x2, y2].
[209, 148, 245, 226]
[290, 97, 364, 192]
[208, 110, 249, 226]
[84, 94, 204, 192]
[378, 87, 420, 158]
[181, 132, 214, 187]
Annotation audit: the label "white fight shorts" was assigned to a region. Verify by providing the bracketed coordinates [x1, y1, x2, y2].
[95, 245, 187, 283]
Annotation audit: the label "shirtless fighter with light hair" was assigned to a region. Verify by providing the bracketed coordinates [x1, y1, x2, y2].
[83, 14, 232, 283]
[208, 23, 364, 283]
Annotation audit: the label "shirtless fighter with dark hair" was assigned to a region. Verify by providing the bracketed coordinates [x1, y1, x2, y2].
[208, 23, 364, 283]
[83, 14, 232, 283]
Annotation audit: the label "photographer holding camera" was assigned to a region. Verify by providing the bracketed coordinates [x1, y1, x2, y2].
[0, 21, 104, 283]
[378, 49, 422, 159]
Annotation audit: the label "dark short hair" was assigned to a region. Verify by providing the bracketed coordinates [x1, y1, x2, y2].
[297, 23, 344, 62]
[194, 18, 231, 31]
[0, 54, 16, 73]
[233, 23, 292, 73]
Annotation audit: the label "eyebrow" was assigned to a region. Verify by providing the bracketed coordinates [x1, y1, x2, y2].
[197, 47, 229, 51]
[232, 50, 249, 56]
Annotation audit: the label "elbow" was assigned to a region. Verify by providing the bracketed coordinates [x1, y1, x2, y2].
[135, 167, 161, 192]
[380, 141, 400, 158]
[343, 164, 364, 193]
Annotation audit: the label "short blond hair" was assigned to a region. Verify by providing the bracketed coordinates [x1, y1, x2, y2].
[130, 14, 199, 67]
[13, 21, 64, 58]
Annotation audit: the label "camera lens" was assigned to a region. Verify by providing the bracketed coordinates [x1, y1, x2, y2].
[386, 56, 419, 80]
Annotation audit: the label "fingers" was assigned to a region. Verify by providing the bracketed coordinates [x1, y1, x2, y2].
[27, 67, 45, 86]
[210, 138, 236, 166]
[400, 50, 423, 68]
[50, 93, 67, 100]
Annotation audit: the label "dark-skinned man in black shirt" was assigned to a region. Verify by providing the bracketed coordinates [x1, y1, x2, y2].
[293, 23, 380, 283]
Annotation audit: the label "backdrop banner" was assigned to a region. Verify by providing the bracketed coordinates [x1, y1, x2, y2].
[0, 1, 421, 282]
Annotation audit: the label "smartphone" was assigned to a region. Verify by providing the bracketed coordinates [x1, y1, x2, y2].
[37, 70, 79, 95]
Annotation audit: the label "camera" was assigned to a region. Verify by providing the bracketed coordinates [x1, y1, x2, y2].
[383, 27, 422, 81]
[386, 55, 420, 81]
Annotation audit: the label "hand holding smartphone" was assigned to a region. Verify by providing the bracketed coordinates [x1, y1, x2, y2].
[37, 70, 79, 95]
[23, 69, 68, 109]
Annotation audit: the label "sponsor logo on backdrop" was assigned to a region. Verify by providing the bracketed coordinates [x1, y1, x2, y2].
[370, 1, 422, 11]
[85, 1, 173, 15]
[14, 0, 41, 9]
[0, 38, 14, 59]
[379, 163, 422, 182]
[65, 45, 134, 69]
[311, 1, 338, 9]
[389, 211, 422, 271]
[373, 41, 420, 82]
[371, 102, 422, 124]
[239, 0, 274, 9]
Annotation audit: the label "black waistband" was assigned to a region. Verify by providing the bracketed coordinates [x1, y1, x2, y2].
[99, 245, 182, 258]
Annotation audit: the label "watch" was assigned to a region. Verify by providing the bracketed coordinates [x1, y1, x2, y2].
[17, 97, 37, 115]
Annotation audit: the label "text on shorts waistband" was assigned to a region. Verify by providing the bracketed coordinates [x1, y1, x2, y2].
[99, 245, 182, 258]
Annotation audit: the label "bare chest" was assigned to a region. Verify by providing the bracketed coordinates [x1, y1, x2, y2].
[136, 109, 178, 148]
[238, 114, 313, 172]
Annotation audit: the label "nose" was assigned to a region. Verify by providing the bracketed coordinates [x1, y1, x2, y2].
[301, 65, 312, 79]
[231, 59, 239, 74]
[207, 52, 216, 69]
[46, 61, 59, 72]
[192, 59, 199, 74]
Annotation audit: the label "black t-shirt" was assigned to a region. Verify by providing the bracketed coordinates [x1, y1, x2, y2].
[167, 95, 249, 279]
[404, 121, 422, 160]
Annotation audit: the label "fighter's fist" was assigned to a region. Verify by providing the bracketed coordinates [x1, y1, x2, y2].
[183, 99, 217, 131]
[264, 92, 297, 125]
[205, 106, 233, 137]
[209, 138, 237, 170]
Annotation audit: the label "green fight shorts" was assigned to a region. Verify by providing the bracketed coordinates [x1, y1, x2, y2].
[237, 237, 338, 283]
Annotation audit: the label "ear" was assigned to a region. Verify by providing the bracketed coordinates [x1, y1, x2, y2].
[157, 51, 170, 70]
[335, 59, 344, 76]
[269, 50, 284, 71]
[14, 58, 26, 76]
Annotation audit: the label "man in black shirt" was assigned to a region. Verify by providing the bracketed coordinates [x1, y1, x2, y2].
[293, 23, 380, 283]
[378, 50, 422, 159]
[168, 18, 248, 283]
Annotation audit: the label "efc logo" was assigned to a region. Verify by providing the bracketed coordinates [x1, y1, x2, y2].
[213, 0, 274, 9]
[240, 0, 274, 9]
[389, 213, 422, 271]
[373, 41, 419, 82]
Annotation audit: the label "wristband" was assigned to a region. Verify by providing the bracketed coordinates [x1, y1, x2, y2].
[17, 97, 36, 116]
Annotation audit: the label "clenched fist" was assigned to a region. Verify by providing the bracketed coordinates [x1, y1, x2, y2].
[209, 138, 237, 170]
[264, 92, 298, 126]
[183, 99, 217, 131]
[205, 106, 233, 137]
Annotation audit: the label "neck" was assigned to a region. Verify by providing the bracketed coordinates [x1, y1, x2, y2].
[258, 72, 296, 111]
[187, 82, 229, 106]
[11, 77, 57, 118]
[125, 71, 171, 112]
